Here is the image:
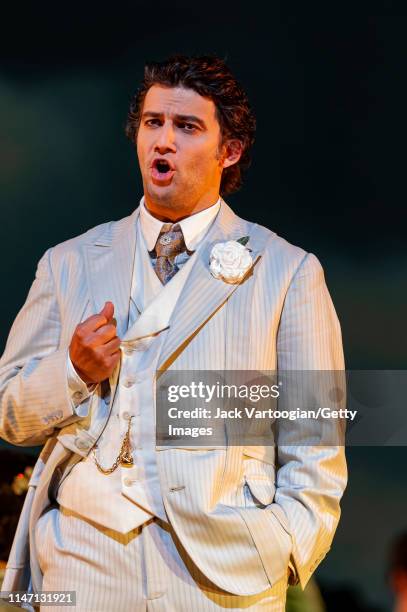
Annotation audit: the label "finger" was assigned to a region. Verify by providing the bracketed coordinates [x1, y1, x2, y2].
[92, 323, 120, 344]
[77, 313, 112, 334]
[102, 336, 122, 356]
[95, 345, 121, 372]
[100, 301, 114, 321]
[91, 302, 115, 331]
[104, 316, 117, 329]
[78, 301, 115, 334]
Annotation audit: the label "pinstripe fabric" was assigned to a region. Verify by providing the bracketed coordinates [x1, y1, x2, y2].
[56, 219, 201, 532]
[35, 505, 145, 611]
[0, 199, 347, 601]
[34, 506, 288, 611]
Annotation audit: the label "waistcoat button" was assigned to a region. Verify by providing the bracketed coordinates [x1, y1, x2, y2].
[123, 378, 135, 388]
[74, 437, 90, 450]
[123, 477, 137, 487]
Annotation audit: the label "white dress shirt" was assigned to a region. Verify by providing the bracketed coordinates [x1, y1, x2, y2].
[139, 195, 221, 252]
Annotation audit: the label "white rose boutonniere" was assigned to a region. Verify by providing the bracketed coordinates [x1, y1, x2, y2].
[209, 236, 253, 284]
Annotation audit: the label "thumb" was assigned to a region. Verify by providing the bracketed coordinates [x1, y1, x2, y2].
[100, 301, 114, 322]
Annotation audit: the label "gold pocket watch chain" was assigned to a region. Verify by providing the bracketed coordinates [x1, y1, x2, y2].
[93, 416, 134, 474]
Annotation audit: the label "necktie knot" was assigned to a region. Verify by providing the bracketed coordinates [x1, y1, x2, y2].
[152, 223, 189, 284]
[154, 223, 186, 258]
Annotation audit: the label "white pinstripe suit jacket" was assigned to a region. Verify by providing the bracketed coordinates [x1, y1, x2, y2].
[0, 199, 347, 596]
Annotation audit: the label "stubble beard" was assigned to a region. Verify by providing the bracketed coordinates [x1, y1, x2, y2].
[146, 172, 202, 217]
[147, 180, 182, 212]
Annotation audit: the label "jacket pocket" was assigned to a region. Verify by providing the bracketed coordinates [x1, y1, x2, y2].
[243, 457, 276, 507]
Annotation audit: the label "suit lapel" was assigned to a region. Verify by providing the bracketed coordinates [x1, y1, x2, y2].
[82, 200, 271, 369]
[82, 207, 139, 339]
[157, 200, 270, 371]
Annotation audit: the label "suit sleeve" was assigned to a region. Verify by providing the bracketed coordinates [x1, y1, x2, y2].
[0, 248, 89, 446]
[274, 252, 348, 589]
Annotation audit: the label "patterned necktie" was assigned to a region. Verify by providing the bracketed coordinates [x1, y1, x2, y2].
[152, 223, 189, 284]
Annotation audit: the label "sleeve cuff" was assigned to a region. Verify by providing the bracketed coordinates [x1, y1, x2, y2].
[66, 352, 97, 410]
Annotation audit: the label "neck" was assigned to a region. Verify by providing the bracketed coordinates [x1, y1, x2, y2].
[143, 194, 220, 223]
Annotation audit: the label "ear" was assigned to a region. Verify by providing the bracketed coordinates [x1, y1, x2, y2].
[220, 139, 243, 169]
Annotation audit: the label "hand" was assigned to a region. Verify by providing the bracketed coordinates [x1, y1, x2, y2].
[69, 301, 121, 384]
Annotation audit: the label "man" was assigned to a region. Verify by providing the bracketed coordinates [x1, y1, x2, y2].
[0, 55, 347, 611]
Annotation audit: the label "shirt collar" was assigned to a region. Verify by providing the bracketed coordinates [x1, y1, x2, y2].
[139, 196, 221, 251]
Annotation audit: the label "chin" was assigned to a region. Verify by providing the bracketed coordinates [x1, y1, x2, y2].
[148, 183, 180, 205]
[150, 191, 176, 207]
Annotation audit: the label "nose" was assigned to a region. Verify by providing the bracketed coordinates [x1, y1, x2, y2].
[154, 120, 176, 155]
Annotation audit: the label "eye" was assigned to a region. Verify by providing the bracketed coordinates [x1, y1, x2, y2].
[179, 122, 197, 132]
[145, 119, 161, 127]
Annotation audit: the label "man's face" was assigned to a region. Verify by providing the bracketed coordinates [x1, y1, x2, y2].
[136, 85, 233, 219]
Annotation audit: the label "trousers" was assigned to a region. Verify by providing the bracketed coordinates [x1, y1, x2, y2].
[34, 504, 288, 611]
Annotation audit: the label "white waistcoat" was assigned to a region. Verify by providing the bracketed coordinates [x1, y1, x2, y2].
[57, 221, 197, 533]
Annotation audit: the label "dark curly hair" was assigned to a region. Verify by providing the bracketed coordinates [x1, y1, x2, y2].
[125, 54, 256, 196]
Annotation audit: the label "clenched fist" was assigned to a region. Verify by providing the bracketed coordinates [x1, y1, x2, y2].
[69, 301, 121, 384]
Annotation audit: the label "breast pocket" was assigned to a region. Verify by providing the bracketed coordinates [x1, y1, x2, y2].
[243, 456, 276, 507]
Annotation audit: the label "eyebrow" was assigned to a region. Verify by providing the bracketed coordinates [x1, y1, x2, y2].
[141, 111, 207, 129]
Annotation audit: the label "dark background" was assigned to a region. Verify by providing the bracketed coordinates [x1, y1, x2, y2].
[1, 2, 406, 610]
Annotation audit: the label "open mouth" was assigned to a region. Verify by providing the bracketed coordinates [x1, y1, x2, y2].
[151, 158, 175, 182]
